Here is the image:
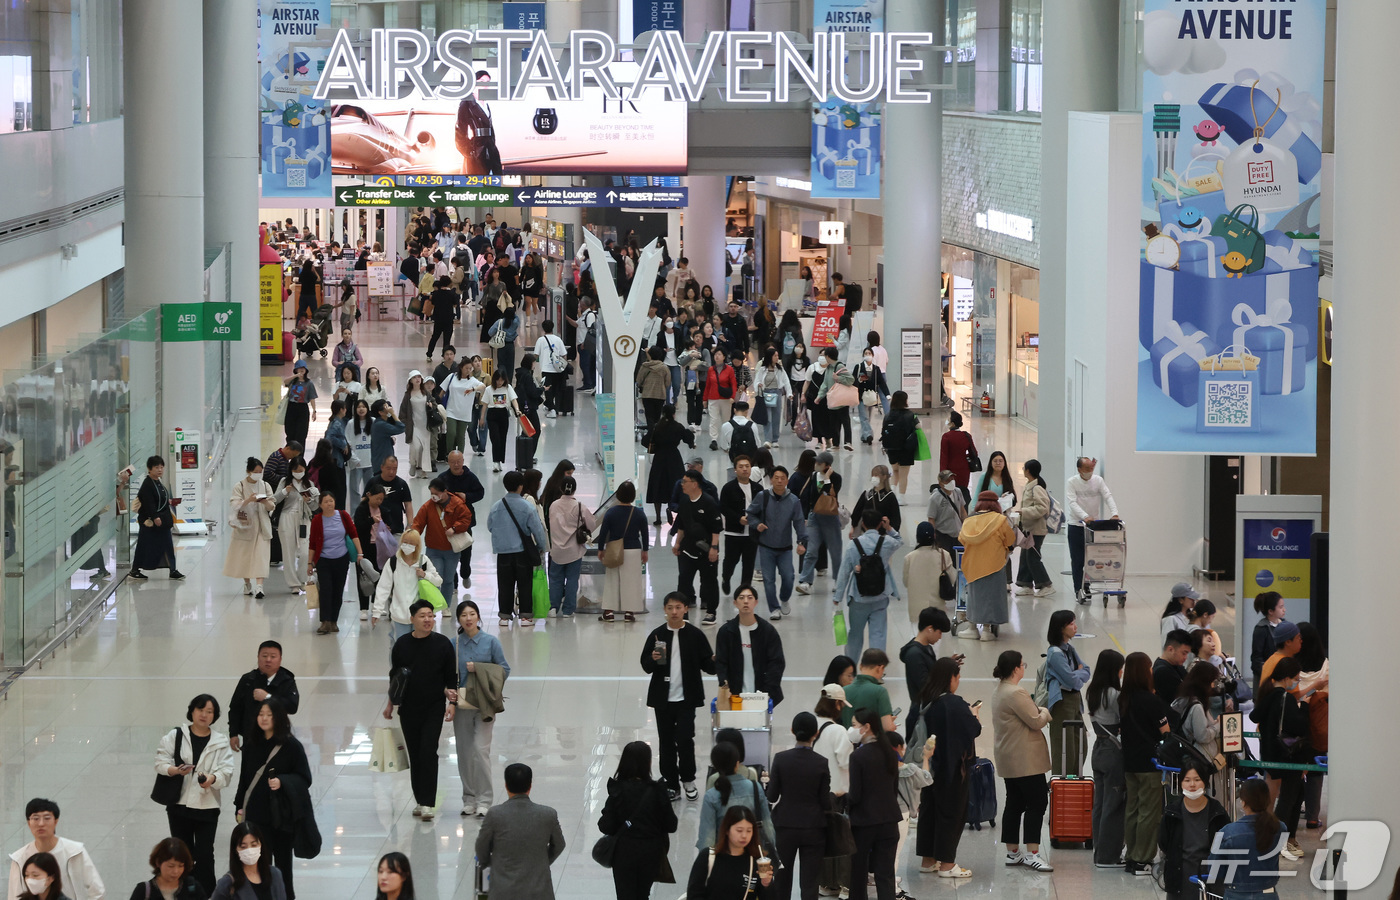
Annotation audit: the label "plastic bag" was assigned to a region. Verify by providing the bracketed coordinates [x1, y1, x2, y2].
[418, 578, 447, 611]
[914, 426, 933, 462]
[833, 610, 848, 646]
[532, 566, 550, 619]
[369, 726, 410, 773]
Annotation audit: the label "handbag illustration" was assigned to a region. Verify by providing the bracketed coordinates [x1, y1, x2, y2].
[1213, 204, 1266, 277]
[369, 725, 411, 773]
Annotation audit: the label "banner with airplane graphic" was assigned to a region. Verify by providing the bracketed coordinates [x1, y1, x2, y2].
[260, 0, 332, 200]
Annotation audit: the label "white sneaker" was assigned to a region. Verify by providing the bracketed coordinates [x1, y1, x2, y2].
[360, 610, 369, 621]
[475, 804, 489, 818]
[769, 610, 783, 621]
[1281, 841, 1303, 861]
[753, 570, 763, 582]
[546, 410, 558, 419]
[1021, 852, 1053, 872]
[1014, 585, 1035, 595]
[1005, 851, 1023, 867]
[795, 582, 811, 595]
[243, 582, 253, 595]
[1036, 585, 1057, 596]
[411, 806, 423, 817]
[683, 781, 699, 800]
[979, 627, 996, 642]
[420, 807, 435, 820]
[781, 602, 792, 615]
[548, 607, 559, 618]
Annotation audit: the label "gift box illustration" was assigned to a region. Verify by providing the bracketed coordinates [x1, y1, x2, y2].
[1221, 297, 1305, 396]
[1151, 321, 1220, 408]
[1195, 347, 1261, 435]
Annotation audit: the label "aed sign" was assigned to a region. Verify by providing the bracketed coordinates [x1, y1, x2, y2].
[162, 303, 243, 342]
[818, 221, 846, 244]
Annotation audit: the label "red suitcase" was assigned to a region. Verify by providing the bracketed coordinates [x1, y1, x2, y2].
[283, 332, 295, 362]
[1049, 719, 1093, 848]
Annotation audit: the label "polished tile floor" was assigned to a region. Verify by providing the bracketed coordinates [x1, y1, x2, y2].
[0, 316, 1322, 900]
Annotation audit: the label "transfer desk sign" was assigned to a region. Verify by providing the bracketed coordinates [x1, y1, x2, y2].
[1135, 0, 1323, 455]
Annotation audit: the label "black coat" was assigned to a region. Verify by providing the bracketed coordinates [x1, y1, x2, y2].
[847, 743, 903, 827]
[898, 640, 937, 734]
[646, 419, 694, 505]
[880, 409, 919, 468]
[270, 771, 321, 859]
[234, 735, 313, 828]
[851, 488, 901, 533]
[718, 479, 759, 533]
[228, 668, 301, 743]
[713, 616, 786, 705]
[640, 623, 715, 708]
[765, 745, 831, 828]
[133, 475, 177, 570]
[922, 694, 982, 784]
[1158, 797, 1229, 893]
[598, 777, 679, 840]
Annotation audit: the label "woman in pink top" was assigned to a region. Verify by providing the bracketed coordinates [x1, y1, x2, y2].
[546, 476, 598, 618]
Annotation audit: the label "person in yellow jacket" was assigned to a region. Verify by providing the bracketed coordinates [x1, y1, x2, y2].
[957, 491, 1016, 642]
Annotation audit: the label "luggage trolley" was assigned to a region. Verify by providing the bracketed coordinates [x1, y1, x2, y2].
[1083, 520, 1127, 608]
[710, 697, 773, 768]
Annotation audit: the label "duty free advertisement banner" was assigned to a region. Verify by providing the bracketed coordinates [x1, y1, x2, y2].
[810, 0, 883, 199]
[260, 0, 332, 200]
[1136, 1, 1323, 455]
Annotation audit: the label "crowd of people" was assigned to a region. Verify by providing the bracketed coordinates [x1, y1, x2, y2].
[74, 209, 1346, 900]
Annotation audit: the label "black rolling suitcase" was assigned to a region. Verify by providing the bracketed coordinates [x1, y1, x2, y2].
[514, 434, 535, 471]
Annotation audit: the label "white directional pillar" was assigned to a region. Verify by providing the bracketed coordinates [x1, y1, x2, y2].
[684, 176, 729, 301]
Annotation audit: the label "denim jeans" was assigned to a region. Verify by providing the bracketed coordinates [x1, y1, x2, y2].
[800, 513, 844, 583]
[844, 597, 889, 663]
[425, 547, 461, 599]
[548, 557, 583, 615]
[856, 402, 875, 441]
[668, 365, 683, 405]
[762, 403, 783, 444]
[579, 345, 596, 391]
[756, 544, 795, 612]
[387, 619, 413, 659]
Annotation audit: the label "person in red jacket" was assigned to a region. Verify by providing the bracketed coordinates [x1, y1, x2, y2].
[308, 493, 364, 634]
[703, 347, 739, 451]
[938, 410, 977, 502]
[412, 476, 473, 599]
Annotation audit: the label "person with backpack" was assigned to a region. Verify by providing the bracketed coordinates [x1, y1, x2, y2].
[990, 650, 1054, 872]
[532, 320, 569, 418]
[720, 402, 760, 464]
[925, 470, 966, 554]
[698, 742, 777, 851]
[832, 510, 902, 663]
[1120, 651, 1172, 876]
[1042, 610, 1092, 776]
[718, 456, 761, 599]
[878, 391, 919, 497]
[745, 466, 809, 619]
[899, 605, 954, 736]
[576, 296, 598, 394]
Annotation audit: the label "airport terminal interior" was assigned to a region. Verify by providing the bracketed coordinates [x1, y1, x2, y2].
[0, 0, 1390, 899]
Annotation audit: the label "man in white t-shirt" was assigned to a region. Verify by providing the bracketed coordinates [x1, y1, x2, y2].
[532, 320, 570, 418]
[642, 592, 716, 800]
[576, 298, 598, 394]
[714, 586, 786, 707]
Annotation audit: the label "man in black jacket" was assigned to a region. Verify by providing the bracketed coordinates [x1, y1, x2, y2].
[767, 712, 832, 900]
[227, 640, 300, 753]
[353, 484, 388, 618]
[667, 455, 718, 521]
[898, 607, 957, 738]
[719, 456, 759, 599]
[674, 470, 724, 625]
[441, 450, 486, 582]
[714, 586, 786, 706]
[640, 592, 715, 801]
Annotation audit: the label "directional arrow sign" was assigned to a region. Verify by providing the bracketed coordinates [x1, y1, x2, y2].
[333, 185, 516, 207]
[513, 187, 688, 208]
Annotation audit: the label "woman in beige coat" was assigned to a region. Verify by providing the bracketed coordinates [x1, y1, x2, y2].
[223, 457, 276, 597]
[990, 649, 1054, 872]
[1010, 459, 1054, 596]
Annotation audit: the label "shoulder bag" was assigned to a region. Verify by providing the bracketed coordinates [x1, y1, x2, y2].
[591, 786, 652, 867]
[602, 506, 635, 568]
[234, 744, 283, 823]
[438, 505, 473, 552]
[813, 485, 839, 517]
[151, 728, 186, 806]
[389, 667, 412, 706]
[503, 497, 542, 566]
[572, 504, 593, 545]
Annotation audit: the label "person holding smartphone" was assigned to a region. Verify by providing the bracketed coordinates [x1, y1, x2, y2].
[223, 458, 277, 598]
[132, 455, 185, 580]
[154, 694, 235, 895]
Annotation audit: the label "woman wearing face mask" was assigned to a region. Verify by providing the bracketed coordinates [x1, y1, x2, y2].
[223, 459, 276, 599]
[272, 458, 318, 596]
[846, 709, 903, 900]
[753, 347, 790, 448]
[308, 492, 363, 635]
[849, 466, 901, 537]
[815, 347, 855, 451]
[1158, 764, 1229, 900]
[128, 839, 205, 900]
[786, 343, 812, 430]
[989, 651, 1054, 873]
[853, 347, 889, 445]
[232, 701, 310, 900]
[154, 695, 235, 895]
[679, 332, 711, 430]
[17, 854, 68, 900]
[371, 528, 441, 651]
[210, 824, 286, 900]
[637, 346, 671, 434]
[1207, 778, 1282, 900]
[659, 316, 683, 404]
[514, 353, 545, 463]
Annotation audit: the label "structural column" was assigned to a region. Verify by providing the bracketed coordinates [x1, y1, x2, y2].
[881, 0, 942, 405]
[545, 0, 585, 282]
[1036, 0, 1117, 494]
[204, 0, 260, 413]
[124, 0, 206, 446]
[683, 176, 728, 302]
[1330, 3, 1400, 895]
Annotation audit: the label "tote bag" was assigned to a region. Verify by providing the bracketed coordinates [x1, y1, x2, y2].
[369, 726, 410, 773]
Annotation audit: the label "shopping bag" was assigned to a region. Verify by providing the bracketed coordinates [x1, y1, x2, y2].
[272, 394, 289, 425]
[368, 726, 410, 773]
[407, 295, 424, 317]
[914, 425, 933, 461]
[531, 566, 550, 619]
[833, 610, 848, 646]
[305, 579, 319, 610]
[519, 414, 538, 438]
[418, 578, 447, 611]
[372, 520, 399, 563]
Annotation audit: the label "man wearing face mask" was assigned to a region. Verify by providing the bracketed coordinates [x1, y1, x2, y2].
[413, 477, 472, 600]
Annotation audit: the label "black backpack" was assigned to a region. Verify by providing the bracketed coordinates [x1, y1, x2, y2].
[729, 421, 758, 462]
[855, 534, 887, 596]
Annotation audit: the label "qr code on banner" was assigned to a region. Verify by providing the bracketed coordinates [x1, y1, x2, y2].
[1203, 381, 1253, 427]
[836, 167, 856, 189]
[285, 167, 306, 188]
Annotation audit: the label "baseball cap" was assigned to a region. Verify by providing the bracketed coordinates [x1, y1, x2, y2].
[1170, 582, 1201, 601]
[816, 451, 835, 466]
[687, 455, 704, 467]
[1274, 621, 1300, 643]
[916, 522, 936, 546]
[937, 469, 955, 483]
[820, 683, 847, 703]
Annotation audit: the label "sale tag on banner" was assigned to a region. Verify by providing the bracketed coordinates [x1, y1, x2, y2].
[810, 299, 845, 348]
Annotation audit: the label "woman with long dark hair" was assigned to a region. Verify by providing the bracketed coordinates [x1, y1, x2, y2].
[989, 650, 1053, 872]
[538, 459, 576, 516]
[1251, 657, 1310, 861]
[686, 807, 772, 900]
[937, 411, 977, 501]
[1087, 648, 1126, 868]
[1011, 459, 1053, 595]
[1044, 610, 1091, 775]
[478, 368, 521, 473]
[348, 399, 374, 500]
[454, 600, 508, 817]
[210, 823, 285, 900]
[15, 853, 66, 900]
[823, 655, 855, 688]
[1209, 778, 1283, 899]
[847, 709, 902, 899]
[1172, 662, 1223, 774]
[699, 743, 775, 851]
[372, 853, 413, 900]
[231, 700, 310, 900]
[599, 741, 679, 900]
[644, 403, 693, 525]
[306, 438, 346, 511]
[915, 657, 981, 878]
[308, 492, 362, 634]
[878, 391, 918, 496]
[1119, 651, 1171, 875]
[786, 342, 812, 430]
